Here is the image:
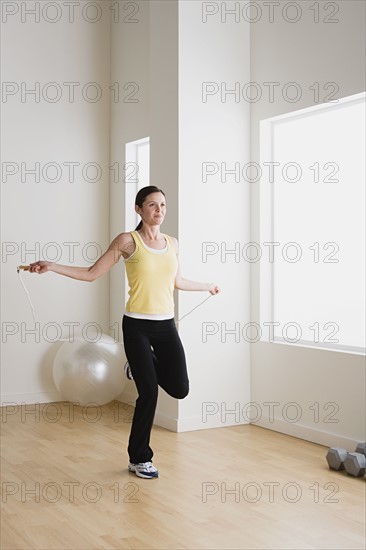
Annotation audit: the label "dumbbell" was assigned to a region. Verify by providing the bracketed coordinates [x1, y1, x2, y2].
[355, 442, 366, 455]
[326, 447, 347, 470]
[326, 442, 366, 477]
[344, 452, 366, 477]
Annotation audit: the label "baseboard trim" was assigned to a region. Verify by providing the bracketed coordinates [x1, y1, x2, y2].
[254, 417, 362, 450]
[115, 397, 249, 432]
[0, 391, 61, 406]
[0, 393, 362, 449]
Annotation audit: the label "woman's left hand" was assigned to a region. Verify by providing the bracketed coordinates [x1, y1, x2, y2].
[208, 283, 221, 295]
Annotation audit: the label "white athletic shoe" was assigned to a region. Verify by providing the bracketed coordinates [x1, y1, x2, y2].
[128, 461, 159, 479]
[124, 361, 133, 381]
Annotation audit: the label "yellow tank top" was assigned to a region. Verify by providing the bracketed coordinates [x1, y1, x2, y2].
[124, 231, 178, 314]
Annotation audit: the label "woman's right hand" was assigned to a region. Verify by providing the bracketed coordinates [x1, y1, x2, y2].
[29, 261, 53, 274]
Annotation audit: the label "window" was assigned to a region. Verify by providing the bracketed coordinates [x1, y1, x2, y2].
[260, 92, 365, 355]
[125, 137, 150, 232]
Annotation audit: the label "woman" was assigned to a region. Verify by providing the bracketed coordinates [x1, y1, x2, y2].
[29, 185, 221, 479]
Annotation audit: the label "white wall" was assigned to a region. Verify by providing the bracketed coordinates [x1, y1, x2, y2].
[177, 1, 251, 431]
[250, 0, 366, 448]
[1, 2, 111, 404]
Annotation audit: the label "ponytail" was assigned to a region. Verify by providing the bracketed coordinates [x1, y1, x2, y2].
[135, 220, 143, 231]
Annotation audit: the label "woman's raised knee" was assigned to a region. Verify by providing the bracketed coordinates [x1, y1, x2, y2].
[170, 383, 189, 400]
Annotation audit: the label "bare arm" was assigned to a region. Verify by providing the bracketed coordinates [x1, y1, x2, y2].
[171, 237, 221, 295]
[29, 233, 134, 282]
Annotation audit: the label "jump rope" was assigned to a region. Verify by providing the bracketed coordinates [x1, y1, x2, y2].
[16, 265, 214, 344]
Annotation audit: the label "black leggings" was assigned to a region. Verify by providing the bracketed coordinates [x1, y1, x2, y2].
[122, 315, 189, 464]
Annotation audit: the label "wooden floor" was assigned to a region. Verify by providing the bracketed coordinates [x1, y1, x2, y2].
[1, 401, 365, 550]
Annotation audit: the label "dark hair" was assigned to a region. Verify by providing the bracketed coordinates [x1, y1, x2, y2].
[134, 185, 166, 231]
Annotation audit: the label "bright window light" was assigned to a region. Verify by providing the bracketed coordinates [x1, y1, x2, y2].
[260, 92, 365, 355]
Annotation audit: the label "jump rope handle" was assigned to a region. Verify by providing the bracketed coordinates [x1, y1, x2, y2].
[17, 265, 30, 273]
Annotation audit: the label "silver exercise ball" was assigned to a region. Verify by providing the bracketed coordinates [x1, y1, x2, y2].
[53, 334, 126, 406]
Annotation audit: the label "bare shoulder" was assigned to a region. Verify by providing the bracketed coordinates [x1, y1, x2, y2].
[110, 232, 136, 259]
